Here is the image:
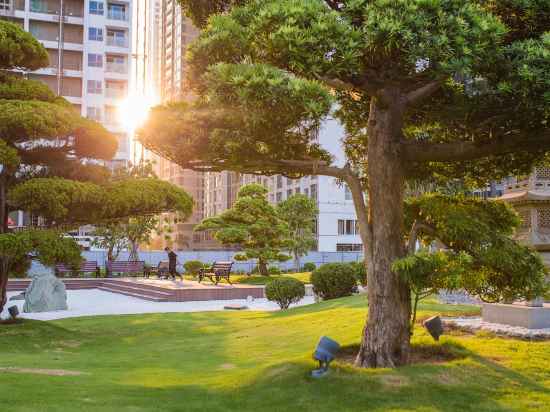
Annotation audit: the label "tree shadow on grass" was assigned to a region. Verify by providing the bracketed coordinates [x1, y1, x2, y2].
[15, 355, 545, 412]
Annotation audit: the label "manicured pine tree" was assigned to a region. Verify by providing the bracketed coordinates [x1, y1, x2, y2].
[140, 1, 550, 367]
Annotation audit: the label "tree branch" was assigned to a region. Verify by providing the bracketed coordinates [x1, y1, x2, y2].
[408, 220, 437, 254]
[402, 133, 550, 163]
[404, 80, 442, 105]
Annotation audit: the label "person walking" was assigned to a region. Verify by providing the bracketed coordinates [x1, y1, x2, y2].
[164, 247, 182, 280]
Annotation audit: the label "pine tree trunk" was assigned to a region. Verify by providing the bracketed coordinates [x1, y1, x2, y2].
[258, 259, 268, 276]
[0, 270, 7, 314]
[355, 94, 411, 368]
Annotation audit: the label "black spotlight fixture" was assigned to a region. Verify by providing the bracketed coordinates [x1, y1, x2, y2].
[423, 315, 443, 341]
[8, 305, 19, 320]
[311, 336, 340, 378]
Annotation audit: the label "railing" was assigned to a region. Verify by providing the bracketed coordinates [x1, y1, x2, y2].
[107, 9, 128, 21]
[105, 61, 127, 74]
[106, 36, 128, 47]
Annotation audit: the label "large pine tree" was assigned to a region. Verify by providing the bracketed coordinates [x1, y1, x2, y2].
[140, 1, 550, 367]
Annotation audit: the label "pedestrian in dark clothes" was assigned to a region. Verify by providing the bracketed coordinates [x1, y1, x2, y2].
[164, 247, 182, 280]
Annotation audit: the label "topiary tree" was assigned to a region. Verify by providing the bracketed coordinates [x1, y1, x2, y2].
[277, 194, 318, 271]
[0, 176, 194, 311]
[140, 0, 550, 367]
[195, 184, 291, 275]
[265, 277, 305, 309]
[393, 194, 548, 330]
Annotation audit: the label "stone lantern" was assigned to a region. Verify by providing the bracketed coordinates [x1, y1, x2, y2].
[482, 168, 550, 328]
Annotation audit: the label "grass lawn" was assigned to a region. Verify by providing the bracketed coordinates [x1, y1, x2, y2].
[0, 295, 549, 412]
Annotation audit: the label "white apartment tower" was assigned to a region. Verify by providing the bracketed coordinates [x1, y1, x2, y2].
[0, 0, 132, 166]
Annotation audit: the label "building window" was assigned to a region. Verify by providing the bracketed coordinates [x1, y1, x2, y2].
[88, 53, 103, 67]
[89, 1, 104, 15]
[107, 3, 127, 20]
[344, 185, 352, 201]
[0, 0, 10, 11]
[287, 189, 292, 199]
[276, 192, 282, 202]
[276, 175, 283, 189]
[86, 106, 101, 121]
[338, 219, 358, 235]
[88, 27, 103, 41]
[87, 80, 102, 94]
[336, 244, 363, 252]
[295, 187, 300, 195]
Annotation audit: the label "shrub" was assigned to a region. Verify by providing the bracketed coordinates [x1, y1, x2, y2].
[265, 277, 305, 309]
[268, 266, 281, 275]
[302, 262, 316, 272]
[311, 263, 357, 300]
[348, 261, 367, 285]
[184, 260, 205, 276]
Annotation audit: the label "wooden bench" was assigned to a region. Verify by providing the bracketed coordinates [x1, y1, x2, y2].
[148, 261, 183, 280]
[198, 261, 234, 285]
[106, 260, 148, 277]
[55, 260, 100, 278]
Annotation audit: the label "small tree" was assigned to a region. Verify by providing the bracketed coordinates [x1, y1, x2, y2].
[92, 224, 128, 262]
[277, 194, 318, 271]
[195, 184, 291, 275]
[393, 194, 548, 332]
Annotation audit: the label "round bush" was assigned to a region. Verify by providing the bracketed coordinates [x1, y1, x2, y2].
[268, 266, 281, 275]
[265, 277, 305, 309]
[183, 260, 205, 276]
[311, 263, 357, 300]
[302, 262, 316, 272]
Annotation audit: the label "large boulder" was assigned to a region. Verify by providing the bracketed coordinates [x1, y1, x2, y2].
[23, 273, 67, 313]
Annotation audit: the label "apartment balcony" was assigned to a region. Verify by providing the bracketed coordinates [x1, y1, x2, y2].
[29, 0, 83, 18]
[105, 88, 126, 99]
[107, 10, 129, 22]
[105, 61, 127, 74]
[106, 36, 128, 48]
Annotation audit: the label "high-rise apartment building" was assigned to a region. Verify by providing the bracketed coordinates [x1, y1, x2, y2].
[148, 0, 205, 250]
[0, 0, 133, 167]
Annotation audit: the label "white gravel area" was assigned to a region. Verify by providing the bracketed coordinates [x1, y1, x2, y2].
[443, 317, 550, 339]
[1, 289, 315, 321]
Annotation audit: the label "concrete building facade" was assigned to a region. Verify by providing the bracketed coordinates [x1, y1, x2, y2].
[1, 0, 133, 167]
[148, 0, 205, 250]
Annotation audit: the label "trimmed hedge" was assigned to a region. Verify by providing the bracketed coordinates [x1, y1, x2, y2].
[311, 263, 357, 300]
[268, 266, 281, 275]
[265, 277, 305, 309]
[183, 260, 205, 276]
[302, 262, 316, 272]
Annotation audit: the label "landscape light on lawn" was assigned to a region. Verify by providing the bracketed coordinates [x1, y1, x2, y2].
[423, 315, 444, 341]
[311, 336, 340, 378]
[8, 305, 19, 320]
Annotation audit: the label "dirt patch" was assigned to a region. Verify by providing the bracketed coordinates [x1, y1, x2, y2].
[0, 367, 87, 376]
[379, 374, 411, 388]
[338, 343, 465, 367]
[219, 363, 237, 370]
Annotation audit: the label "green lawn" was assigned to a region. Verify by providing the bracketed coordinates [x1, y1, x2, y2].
[1, 295, 549, 412]
[233, 272, 312, 285]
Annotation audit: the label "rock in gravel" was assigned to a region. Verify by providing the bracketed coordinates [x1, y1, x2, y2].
[23, 273, 67, 313]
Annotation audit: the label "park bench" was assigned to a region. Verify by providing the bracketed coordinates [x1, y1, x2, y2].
[198, 261, 234, 285]
[106, 260, 149, 277]
[148, 261, 183, 280]
[55, 260, 100, 278]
